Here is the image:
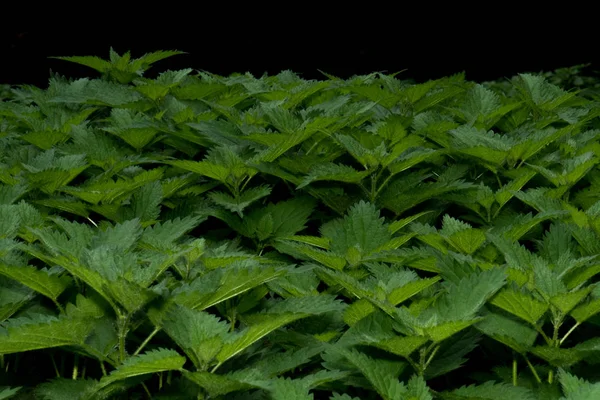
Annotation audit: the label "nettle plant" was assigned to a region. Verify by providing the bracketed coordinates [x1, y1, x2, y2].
[0, 49, 600, 399]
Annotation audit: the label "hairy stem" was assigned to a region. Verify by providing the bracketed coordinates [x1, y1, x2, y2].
[118, 314, 131, 363]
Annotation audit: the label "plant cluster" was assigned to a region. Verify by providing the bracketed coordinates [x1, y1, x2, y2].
[0, 49, 600, 399]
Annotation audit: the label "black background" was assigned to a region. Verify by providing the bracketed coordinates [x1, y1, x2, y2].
[1, 11, 598, 87]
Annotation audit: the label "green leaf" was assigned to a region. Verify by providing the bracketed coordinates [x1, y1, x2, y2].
[424, 329, 481, 379]
[265, 371, 350, 400]
[0, 314, 94, 354]
[33, 198, 90, 219]
[103, 278, 157, 314]
[551, 286, 594, 315]
[343, 298, 377, 326]
[475, 310, 538, 353]
[329, 393, 361, 400]
[92, 218, 142, 252]
[424, 318, 482, 343]
[387, 277, 441, 306]
[208, 185, 271, 216]
[335, 133, 384, 169]
[387, 148, 443, 175]
[373, 335, 429, 358]
[558, 367, 600, 400]
[216, 313, 307, 364]
[161, 305, 229, 369]
[279, 242, 347, 270]
[297, 163, 370, 189]
[97, 348, 185, 388]
[239, 197, 316, 242]
[264, 294, 346, 315]
[254, 126, 322, 163]
[50, 79, 143, 106]
[388, 210, 435, 235]
[443, 380, 536, 400]
[174, 264, 286, 311]
[102, 108, 160, 150]
[165, 160, 231, 183]
[281, 235, 330, 249]
[0, 280, 32, 322]
[0, 386, 21, 400]
[321, 200, 391, 257]
[35, 378, 98, 400]
[0, 264, 71, 302]
[51, 55, 113, 72]
[515, 73, 576, 111]
[181, 370, 256, 397]
[444, 228, 487, 255]
[240, 342, 327, 378]
[457, 84, 502, 122]
[139, 216, 202, 251]
[530, 346, 582, 368]
[335, 347, 407, 400]
[434, 268, 506, 322]
[255, 213, 274, 241]
[570, 297, 600, 324]
[489, 288, 549, 325]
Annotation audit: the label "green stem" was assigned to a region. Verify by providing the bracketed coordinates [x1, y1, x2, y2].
[370, 174, 377, 202]
[72, 354, 79, 380]
[52, 299, 65, 314]
[552, 314, 563, 345]
[560, 322, 580, 345]
[142, 382, 152, 399]
[78, 343, 118, 368]
[134, 327, 161, 356]
[494, 172, 502, 188]
[211, 362, 223, 373]
[534, 324, 552, 345]
[513, 356, 518, 386]
[404, 355, 421, 375]
[424, 345, 440, 371]
[100, 361, 107, 377]
[51, 354, 60, 378]
[240, 175, 252, 192]
[548, 369, 554, 384]
[375, 175, 393, 199]
[359, 183, 371, 199]
[230, 304, 237, 332]
[523, 354, 542, 384]
[118, 314, 131, 363]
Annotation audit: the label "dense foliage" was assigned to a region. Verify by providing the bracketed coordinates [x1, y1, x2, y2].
[1, 49, 600, 399]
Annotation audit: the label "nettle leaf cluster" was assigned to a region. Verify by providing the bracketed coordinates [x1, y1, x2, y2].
[0, 49, 600, 399]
